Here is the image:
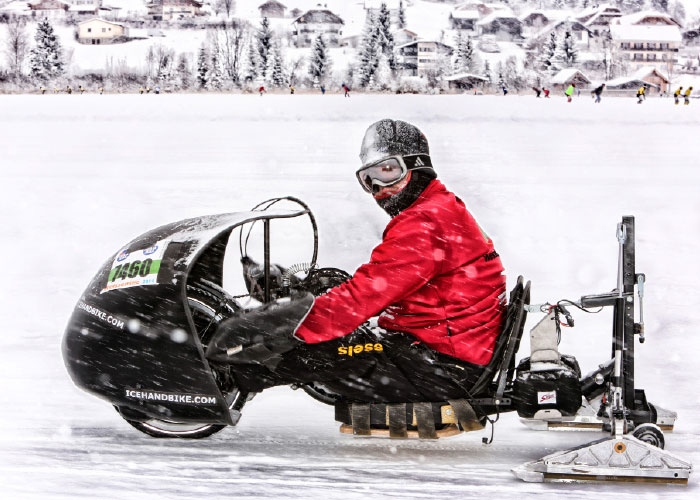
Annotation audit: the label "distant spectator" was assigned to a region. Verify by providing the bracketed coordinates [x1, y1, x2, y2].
[565, 83, 575, 102]
[637, 85, 646, 104]
[591, 83, 605, 104]
[674, 86, 683, 105]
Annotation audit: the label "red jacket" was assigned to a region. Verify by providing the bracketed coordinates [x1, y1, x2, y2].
[295, 180, 506, 365]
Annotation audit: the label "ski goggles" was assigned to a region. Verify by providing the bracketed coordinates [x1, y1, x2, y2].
[355, 154, 432, 194]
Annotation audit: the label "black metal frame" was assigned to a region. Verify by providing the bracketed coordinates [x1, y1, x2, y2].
[580, 217, 655, 427]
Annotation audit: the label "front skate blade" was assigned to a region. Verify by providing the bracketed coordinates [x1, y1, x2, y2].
[512, 436, 692, 484]
[519, 397, 678, 432]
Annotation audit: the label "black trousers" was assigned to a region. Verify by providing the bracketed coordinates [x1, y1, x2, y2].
[230, 327, 485, 403]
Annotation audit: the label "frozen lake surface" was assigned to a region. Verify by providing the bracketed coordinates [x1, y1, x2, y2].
[1, 94, 699, 498]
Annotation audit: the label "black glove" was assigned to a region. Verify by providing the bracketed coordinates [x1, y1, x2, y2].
[205, 292, 314, 370]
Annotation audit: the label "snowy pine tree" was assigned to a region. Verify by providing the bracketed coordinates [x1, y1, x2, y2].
[398, 0, 406, 29]
[209, 49, 223, 90]
[156, 47, 174, 84]
[453, 32, 463, 73]
[245, 40, 259, 82]
[357, 13, 380, 87]
[269, 44, 285, 87]
[555, 31, 578, 68]
[539, 32, 558, 73]
[29, 20, 64, 82]
[651, 0, 669, 12]
[176, 53, 191, 90]
[454, 34, 474, 73]
[483, 59, 492, 87]
[197, 45, 209, 89]
[377, 3, 396, 71]
[257, 17, 273, 78]
[197, 45, 209, 88]
[497, 63, 505, 88]
[504, 56, 523, 91]
[309, 34, 331, 85]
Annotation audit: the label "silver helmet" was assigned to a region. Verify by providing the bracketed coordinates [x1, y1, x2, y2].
[359, 119, 431, 168]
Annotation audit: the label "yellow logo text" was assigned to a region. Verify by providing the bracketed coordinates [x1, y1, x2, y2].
[338, 343, 384, 356]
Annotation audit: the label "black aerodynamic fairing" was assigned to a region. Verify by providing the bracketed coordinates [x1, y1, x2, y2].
[62, 208, 308, 425]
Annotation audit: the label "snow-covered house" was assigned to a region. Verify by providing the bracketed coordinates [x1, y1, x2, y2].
[528, 19, 593, 50]
[449, 5, 479, 32]
[577, 3, 622, 36]
[632, 66, 670, 93]
[550, 68, 591, 89]
[455, 2, 507, 18]
[69, 3, 99, 16]
[446, 72, 488, 90]
[29, 0, 70, 18]
[67, 0, 102, 17]
[395, 39, 453, 77]
[604, 75, 660, 93]
[67, 1, 121, 19]
[618, 10, 682, 28]
[291, 9, 344, 48]
[147, 0, 203, 22]
[393, 27, 418, 47]
[476, 10, 522, 42]
[519, 9, 562, 34]
[77, 17, 128, 44]
[610, 24, 682, 71]
[258, 0, 286, 19]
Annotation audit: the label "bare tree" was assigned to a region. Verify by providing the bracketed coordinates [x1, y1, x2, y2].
[215, 0, 236, 18]
[145, 46, 155, 79]
[5, 16, 29, 80]
[145, 44, 174, 82]
[215, 20, 246, 87]
[154, 44, 175, 83]
[286, 55, 304, 85]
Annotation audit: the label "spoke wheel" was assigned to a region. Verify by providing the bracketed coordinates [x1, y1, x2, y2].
[118, 283, 241, 439]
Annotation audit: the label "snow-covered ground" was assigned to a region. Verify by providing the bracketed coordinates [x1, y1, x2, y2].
[1, 93, 700, 498]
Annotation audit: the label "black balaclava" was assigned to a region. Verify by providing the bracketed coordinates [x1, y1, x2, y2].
[359, 119, 437, 217]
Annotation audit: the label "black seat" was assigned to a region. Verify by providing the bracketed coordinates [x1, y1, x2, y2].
[470, 276, 531, 398]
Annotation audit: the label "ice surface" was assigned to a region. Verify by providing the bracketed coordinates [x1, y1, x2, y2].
[1, 93, 699, 498]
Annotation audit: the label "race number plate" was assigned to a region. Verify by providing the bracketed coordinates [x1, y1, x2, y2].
[102, 240, 169, 293]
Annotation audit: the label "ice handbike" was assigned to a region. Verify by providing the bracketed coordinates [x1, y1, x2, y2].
[62, 199, 692, 484]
